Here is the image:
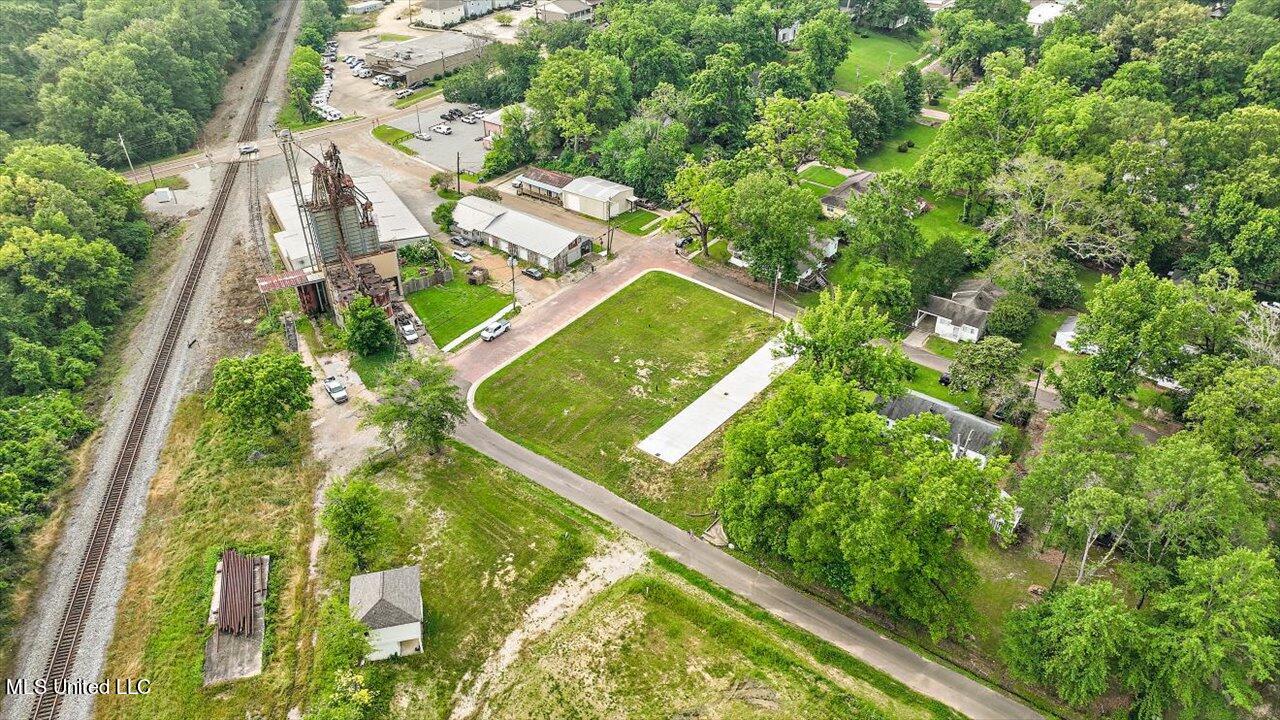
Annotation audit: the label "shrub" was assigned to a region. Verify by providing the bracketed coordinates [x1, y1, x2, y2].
[896, 142, 910, 153]
[986, 292, 1039, 341]
[432, 200, 457, 232]
[467, 186, 501, 202]
[343, 296, 396, 357]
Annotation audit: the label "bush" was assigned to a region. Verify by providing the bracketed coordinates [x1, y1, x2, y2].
[467, 186, 501, 202]
[896, 142, 910, 153]
[986, 292, 1039, 341]
[432, 200, 457, 232]
[343, 296, 396, 357]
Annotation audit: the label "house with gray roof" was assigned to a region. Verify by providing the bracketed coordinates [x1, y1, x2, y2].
[453, 195, 593, 272]
[820, 170, 878, 218]
[536, 0, 594, 22]
[914, 278, 1007, 342]
[349, 565, 423, 661]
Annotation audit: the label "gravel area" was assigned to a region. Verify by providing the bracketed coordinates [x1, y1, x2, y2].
[0, 2, 300, 717]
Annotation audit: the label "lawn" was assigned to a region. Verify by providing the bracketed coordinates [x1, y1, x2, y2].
[322, 443, 612, 720]
[834, 30, 929, 93]
[96, 398, 322, 720]
[612, 208, 659, 235]
[906, 363, 982, 414]
[965, 543, 1059, 657]
[918, 192, 976, 242]
[348, 346, 404, 388]
[799, 164, 847, 187]
[378, 32, 412, 41]
[392, 84, 442, 109]
[856, 121, 940, 173]
[480, 557, 961, 720]
[405, 254, 512, 347]
[474, 271, 780, 526]
[372, 124, 418, 156]
[134, 174, 190, 196]
[924, 335, 960, 360]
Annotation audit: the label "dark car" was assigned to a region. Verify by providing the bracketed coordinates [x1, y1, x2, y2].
[674, 236, 694, 249]
[635, 198, 659, 210]
[450, 235, 470, 247]
[521, 266, 545, 280]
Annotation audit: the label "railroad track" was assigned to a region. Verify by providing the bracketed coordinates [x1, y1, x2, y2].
[26, 2, 300, 718]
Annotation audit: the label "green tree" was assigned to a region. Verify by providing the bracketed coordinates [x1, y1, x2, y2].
[1003, 581, 1136, 707]
[1185, 364, 1280, 487]
[949, 335, 1023, 396]
[662, 159, 732, 254]
[725, 171, 819, 282]
[1131, 549, 1280, 719]
[206, 351, 313, 432]
[432, 200, 457, 233]
[844, 170, 926, 265]
[1245, 42, 1280, 106]
[794, 8, 854, 90]
[922, 71, 950, 105]
[985, 291, 1038, 340]
[596, 117, 689, 201]
[361, 357, 466, 454]
[525, 48, 632, 151]
[782, 285, 910, 394]
[322, 478, 392, 571]
[686, 43, 755, 149]
[342, 296, 396, 358]
[745, 92, 858, 171]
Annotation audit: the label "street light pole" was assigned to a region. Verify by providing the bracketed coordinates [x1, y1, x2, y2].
[508, 256, 518, 308]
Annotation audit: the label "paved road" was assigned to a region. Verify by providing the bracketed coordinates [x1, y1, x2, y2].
[453, 416, 1042, 720]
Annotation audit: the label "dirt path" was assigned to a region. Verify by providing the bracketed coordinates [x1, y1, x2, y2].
[448, 541, 649, 720]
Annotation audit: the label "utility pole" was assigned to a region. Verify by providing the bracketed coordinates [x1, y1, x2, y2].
[455, 151, 461, 194]
[146, 162, 159, 189]
[416, 107, 422, 136]
[605, 199, 614, 257]
[508, 256, 518, 307]
[118, 134, 135, 176]
[770, 268, 782, 317]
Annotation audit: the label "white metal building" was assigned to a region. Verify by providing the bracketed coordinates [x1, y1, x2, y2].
[453, 196, 593, 272]
[561, 176, 634, 220]
[349, 0, 383, 13]
[349, 566, 423, 662]
[418, 0, 466, 26]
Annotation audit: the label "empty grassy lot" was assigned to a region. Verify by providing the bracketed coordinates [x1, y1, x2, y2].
[613, 208, 660, 235]
[326, 443, 611, 719]
[857, 121, 940, 173]
[834, 30, 929, 93]
[480, 556, 963, 720]
[406, 253, 512, 347]
[97, 399, 322, 720]
[134, 174, 189, 196]
[372, 124, 418, 156]
[475, 271, 779, 525]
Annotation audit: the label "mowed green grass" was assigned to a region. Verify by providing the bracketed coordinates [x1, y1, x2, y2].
[475, 271, 779, 524]
[480, 561, 960, 720]
[372, 124, 418, 156]
[406, 254, 512, 347]
[857, 121, 940, 173]
[799, 164, 847, 186]
[834, 30, 929, 92]
[334, 443, 610, 719]
[613, 208, 659, 235]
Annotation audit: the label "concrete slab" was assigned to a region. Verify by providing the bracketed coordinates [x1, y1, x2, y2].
[202, 555, 269, 686]
[637, 336, 796, 464]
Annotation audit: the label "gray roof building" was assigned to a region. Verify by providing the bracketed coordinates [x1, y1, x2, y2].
[349, 565, 423, 630]
[879, 390, 1001, 458]
[820, 170, 878, 215]
[921, 278, 1006, 331]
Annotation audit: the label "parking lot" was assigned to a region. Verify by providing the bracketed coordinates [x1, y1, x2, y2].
[386, 102, 492, 174]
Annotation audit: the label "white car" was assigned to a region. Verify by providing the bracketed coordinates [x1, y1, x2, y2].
[413, 131, 432, 141]
[323, 376, 348, 404]
[432, 124, 452, 135]
[480, 319, 510, 342]
[238, 143, 258, 155]
[400, 321, 419, 344]
[470, 109, 486, 118]
[394, 88, 413, 99]
[451, 249, 474, 263]
[459, 115, 476, 124]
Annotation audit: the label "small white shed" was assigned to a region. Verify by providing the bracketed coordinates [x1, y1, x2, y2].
[349, 565, 423, 661]
[562, 176, 634, 221]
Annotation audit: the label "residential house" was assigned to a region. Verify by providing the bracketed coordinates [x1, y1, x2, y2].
[915, 279, 1007, 342]
[349, 566, 423, 662]
[453, 195, 593, 272]
[728, 232, 838, 289]
[536, 0, 594, 22]
[561, 176, 635, 220]
[513, 166, 575, 204]
[776, 19, 801, 44]
[879, 390, 1001, 462]
[820, 170, 878, 218]
[1027, 1, 1066, 32]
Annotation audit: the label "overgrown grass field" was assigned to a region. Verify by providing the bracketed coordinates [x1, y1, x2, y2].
[475, 271, 779, 525]
[96, 399, 323, 720]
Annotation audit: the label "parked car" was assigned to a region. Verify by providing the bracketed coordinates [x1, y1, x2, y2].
[521, 266, 545, 280]
[635, 198, 659, 210]
[238, 143, 258, 155]
[394, 88, 413, 99]
[459, 115, 476, 124]
[674, 236, 694, 249]
[450, 235, 470, 247]
[413, 131, 432, 141]
[432, 124, 452, 135]
[400, 321, 419, 344]
[323, 376, 348, 404]
[451, 249, 474, 263]
[470, 109, 486, 118]
[468, 103, 481, 110]
[480, 318, 510, 341]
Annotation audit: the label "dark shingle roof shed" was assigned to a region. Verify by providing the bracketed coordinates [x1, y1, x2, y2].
[349, 565, 423, 630]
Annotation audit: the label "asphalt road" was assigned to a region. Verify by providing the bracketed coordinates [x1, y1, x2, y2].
[453, 415, 1043, 720]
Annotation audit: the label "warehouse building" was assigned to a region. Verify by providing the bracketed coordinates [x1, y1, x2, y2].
[561, 176, 634, 220]
[362, 33, 491, 87]
[453, 196, 593, 272]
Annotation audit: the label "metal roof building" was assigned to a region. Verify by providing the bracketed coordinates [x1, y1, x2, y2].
[878, 390, 1002, 461]
[561, 175, 635, 220]
[453, 195, 592, 272]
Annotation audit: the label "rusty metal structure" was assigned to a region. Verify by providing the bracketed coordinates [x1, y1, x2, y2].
[216, 549, 264, 637]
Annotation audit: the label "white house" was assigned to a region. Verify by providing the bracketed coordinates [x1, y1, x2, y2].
[452, 195, 593, 272]
[349, 566, 423, 662]
[776, 20, 801, 44]
[418, 0, 466, 27]
[915, 279, 1007, 343]
[463, 0, 493, 17]
[561, 176, 634, 220]
[537, 0, 594, 22]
